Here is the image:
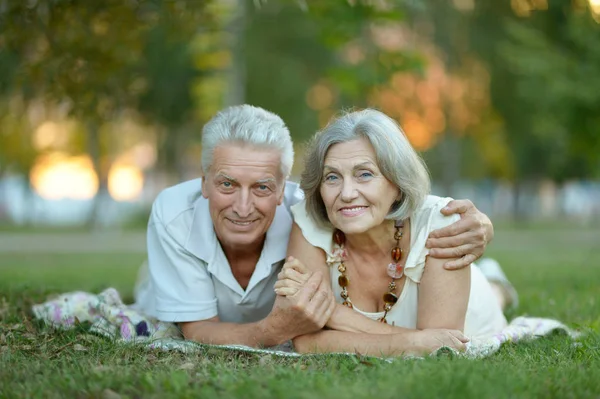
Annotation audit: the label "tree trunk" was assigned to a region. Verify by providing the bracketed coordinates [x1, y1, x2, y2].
[512, 179, 521, 222]
[225, 0, 247, 106]
[439, 133, 461, 198]
[86, 121, 109, 229]
[0, 165, 7, 223]
[175, 125, 192, 182]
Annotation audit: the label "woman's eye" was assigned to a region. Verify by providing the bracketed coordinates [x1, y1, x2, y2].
[359, 172, 373, 179]
[325, 174, 338, 182]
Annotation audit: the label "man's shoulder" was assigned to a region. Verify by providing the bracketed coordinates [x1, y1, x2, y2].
[282, 180, 304, 209]
[151, 178, 203, 226]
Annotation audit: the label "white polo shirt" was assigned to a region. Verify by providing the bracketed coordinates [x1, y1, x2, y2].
[134, 178, 304, 324]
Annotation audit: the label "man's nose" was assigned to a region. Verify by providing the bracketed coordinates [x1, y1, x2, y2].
[232, 190, 253, 218]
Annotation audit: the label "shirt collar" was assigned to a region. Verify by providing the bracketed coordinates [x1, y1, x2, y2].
[184, 195, 218, 263]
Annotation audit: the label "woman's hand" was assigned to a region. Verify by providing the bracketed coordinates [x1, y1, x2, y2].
[405, 329, 469, 355]
[274, 256, 315, 297]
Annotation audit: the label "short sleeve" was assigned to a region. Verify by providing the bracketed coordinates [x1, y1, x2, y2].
[404, 196, 460, 283]
[147, 207, 218, 322]
[290, 199, 334, 255]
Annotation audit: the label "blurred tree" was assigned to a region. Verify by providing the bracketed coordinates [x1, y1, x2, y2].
[0, 99, 38, 222]
[465, 0, 600, 216]
[245, 0, 424, 152]
[408, 0, 600, 216]
[1, 1, 154, 225]
[500, 0, 600, 180]
[0, 34, 27, 181]
[136, 1, 225, 183]
[0, 0, 224, 224]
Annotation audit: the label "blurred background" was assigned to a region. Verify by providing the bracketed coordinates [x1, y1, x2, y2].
[0, 0, 599, 231]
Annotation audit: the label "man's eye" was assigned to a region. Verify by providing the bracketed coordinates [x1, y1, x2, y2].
[258, 185, 268, 191]
[222, 181, 232, 188]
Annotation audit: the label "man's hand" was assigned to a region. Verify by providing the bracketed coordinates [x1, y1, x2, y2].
[426, 199, 494, 270]
[263, 268, 335, 342]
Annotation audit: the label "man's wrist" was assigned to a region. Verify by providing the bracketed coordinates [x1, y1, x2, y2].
[256, 315, 290, 348]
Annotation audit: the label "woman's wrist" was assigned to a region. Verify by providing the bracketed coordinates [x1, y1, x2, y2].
[326, 303, 399, 334]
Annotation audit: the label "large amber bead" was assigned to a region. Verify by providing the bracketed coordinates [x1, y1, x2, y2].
[391, 247, 402, 262]
[338, 275, 349, 287]
[383, 292, 398, 305]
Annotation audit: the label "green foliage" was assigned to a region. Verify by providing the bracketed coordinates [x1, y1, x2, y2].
[245, 0, 424, 143]
[500, 8, 600, 180]
[464, 1, 600, 181]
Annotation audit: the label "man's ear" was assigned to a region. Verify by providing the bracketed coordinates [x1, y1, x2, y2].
[201, 174, 209, 199]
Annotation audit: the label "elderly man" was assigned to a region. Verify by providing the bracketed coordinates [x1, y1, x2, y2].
[134, 104, 493, 350]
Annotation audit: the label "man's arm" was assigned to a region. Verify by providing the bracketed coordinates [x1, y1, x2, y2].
[426, 199, 494, 270]
[180, 272, 335, 347]
[147, 204, 334, 348]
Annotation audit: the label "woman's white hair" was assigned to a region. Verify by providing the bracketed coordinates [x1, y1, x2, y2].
[301, 108, 430, 228]
[201, 104, 294, 179]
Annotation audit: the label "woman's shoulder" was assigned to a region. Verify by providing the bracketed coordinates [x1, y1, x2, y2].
[412, 195, 459, 234]
[291, 199, 334, 254]
[402, 196, 459, 282]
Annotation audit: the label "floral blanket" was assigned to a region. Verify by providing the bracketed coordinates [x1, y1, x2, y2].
[31, 288, 581, 359]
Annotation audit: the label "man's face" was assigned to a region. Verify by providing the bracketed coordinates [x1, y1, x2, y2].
[202, 144, 285, 250]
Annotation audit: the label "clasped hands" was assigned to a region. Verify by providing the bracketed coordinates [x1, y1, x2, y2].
[261, 257, 336, 342]
[272, 257, 469, 356]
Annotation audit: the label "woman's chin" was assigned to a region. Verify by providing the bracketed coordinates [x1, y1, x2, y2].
[334, 219, 374, 235]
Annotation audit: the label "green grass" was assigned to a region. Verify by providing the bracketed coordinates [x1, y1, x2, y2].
[1, 228, 599, 398]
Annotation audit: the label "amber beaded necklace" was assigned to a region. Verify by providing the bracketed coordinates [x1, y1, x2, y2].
[331, 220, 405, 324]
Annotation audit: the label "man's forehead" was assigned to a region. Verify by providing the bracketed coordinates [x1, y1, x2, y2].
[209, 144, 283, 180]
[214, 172, 277, 184]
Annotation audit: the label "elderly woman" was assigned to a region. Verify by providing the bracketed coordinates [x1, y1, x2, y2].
[275, 109, 515, 356]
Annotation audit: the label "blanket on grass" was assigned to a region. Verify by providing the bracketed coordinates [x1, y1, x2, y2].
[31, 288, 581, 359]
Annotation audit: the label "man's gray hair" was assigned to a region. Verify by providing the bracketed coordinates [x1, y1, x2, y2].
[201, 104, 294, 178]
[301, 108, 430, 228]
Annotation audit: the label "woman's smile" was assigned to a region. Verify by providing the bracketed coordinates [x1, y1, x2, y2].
[338, 206, 368, 217]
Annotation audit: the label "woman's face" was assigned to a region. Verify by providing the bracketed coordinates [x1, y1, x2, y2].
[319, 137, 401, 235]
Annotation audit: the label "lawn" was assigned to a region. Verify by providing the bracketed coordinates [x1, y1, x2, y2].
[0, 227, 599, 398]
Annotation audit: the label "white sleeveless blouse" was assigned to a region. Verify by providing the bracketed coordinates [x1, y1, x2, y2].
[291, 195, 507, 339]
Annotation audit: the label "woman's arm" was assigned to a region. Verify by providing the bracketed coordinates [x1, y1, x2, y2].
[293, 328, 469, 357]
[417, 255, 470, 331]
[284, 222, 405, 335]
